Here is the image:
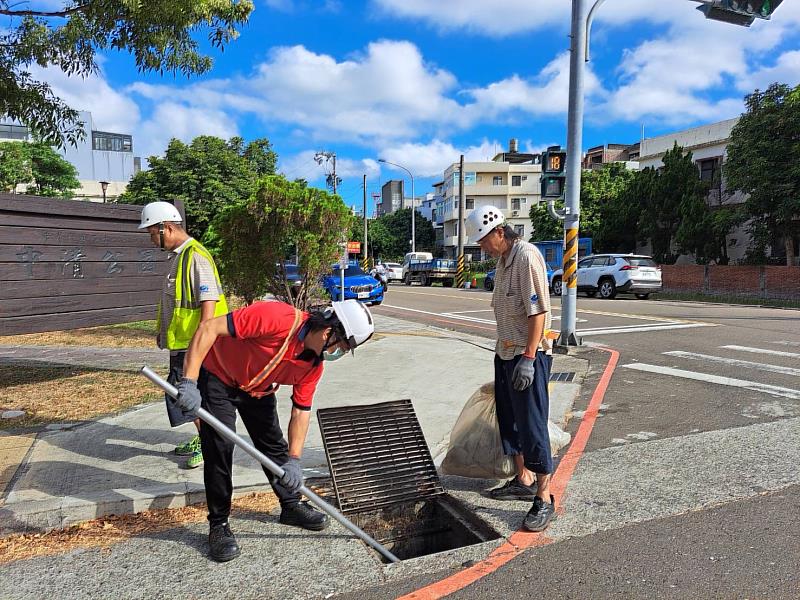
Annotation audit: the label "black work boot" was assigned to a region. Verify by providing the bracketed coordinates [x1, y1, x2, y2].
[279, 501, 330, 531]
[208, 522, 241, 562]
[522, 494, 556, 532]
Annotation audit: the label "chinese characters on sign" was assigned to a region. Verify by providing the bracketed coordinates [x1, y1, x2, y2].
[16, 246, 42, 278]
[138, 249, 156, 273]
[62, 247, 86, 279]
[102, 251, 124, 275]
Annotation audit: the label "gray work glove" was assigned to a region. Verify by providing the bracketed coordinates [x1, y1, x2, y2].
[280, 457, 304, 493]
[512, 356, 536, 392]
[175, 377, 202, 417]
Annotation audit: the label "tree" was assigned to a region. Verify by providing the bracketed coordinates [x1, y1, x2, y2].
[212, 175, 352, 307]
[0, 0, 253, 147]
[0, 141, 32, 192]
[380, 208, 437, 257]
[726, 83, 800, 266]
[638, 143, 707, 264]
[580, 163, 635, 242]
[528, 202, 563, 242]
[119, 135, 277, 241]
[0, 140, 78, 197]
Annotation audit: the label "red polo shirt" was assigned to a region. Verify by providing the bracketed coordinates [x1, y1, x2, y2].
[203, 301, 324, 409]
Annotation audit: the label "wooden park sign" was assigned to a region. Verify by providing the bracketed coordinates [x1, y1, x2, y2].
[0, 193, 175, 335]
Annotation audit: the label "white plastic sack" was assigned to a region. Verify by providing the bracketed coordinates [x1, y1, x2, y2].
[440, 383, 515, 479]
[441, 382, 573, 479]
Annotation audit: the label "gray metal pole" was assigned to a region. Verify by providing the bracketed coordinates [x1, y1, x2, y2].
[363, 174, 368, 268]
[457, 155, 465, 258]
[140, 366, 400, 564]
[410, 173, 416, 253]
[560, 0, 588, 347]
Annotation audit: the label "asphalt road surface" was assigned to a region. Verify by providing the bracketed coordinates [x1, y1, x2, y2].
[358, 285, 800, 599]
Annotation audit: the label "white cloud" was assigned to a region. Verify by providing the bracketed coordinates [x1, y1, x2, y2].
[378, 138, 508, 177]
[737, 50, 800, 92]
[33, 66, 140, 134]
[136, 103, 239, 159]
[373, 0, 570, 36]
[466, 52, 604, 118]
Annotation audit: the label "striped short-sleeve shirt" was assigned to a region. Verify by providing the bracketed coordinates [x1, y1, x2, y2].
[491, 239, 552, 359]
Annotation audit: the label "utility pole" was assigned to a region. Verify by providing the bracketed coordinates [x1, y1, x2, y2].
[558, 0, 589, 347]
[456, 155, 466, 288]
[315, 151, 340, 195]
[362, 174, 369, 271]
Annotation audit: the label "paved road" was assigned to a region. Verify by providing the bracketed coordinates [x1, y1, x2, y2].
[361, 286, 800, 598]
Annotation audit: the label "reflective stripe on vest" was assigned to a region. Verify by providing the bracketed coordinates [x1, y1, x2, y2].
[165, 239, 228, 350]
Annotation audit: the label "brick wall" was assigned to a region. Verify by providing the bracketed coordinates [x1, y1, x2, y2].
[662, 265, 800, 300]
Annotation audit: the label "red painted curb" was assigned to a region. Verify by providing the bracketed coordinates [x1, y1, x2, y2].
[397, 346, 620, 600]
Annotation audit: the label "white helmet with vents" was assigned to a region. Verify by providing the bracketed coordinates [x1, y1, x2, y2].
[138, 201, 182, 229]
[465, 205, 506, 243]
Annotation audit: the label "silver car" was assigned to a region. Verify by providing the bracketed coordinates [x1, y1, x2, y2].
[550, 254, 662, 299]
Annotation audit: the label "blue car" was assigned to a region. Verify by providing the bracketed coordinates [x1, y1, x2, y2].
[322, 265, 384, 305]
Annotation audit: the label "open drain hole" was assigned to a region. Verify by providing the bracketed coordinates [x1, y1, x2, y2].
[352, 494, 500, 563]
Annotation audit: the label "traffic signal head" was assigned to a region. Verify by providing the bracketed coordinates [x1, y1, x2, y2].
[541, 176, 565, 199]
[542, 148, 567, 175]
[698, 0, 783, 26]
[730, 0, 783, 17]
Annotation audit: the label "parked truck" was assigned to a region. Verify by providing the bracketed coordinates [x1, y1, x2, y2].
[402, 252, 458, 287]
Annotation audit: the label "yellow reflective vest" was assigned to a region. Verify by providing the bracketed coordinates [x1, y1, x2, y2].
[161, 239, 228, 350]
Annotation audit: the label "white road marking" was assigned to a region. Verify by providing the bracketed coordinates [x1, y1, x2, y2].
[721, 345, 800, 359]
[579, 323, 715, 336]
[622, 363, 800, 400]
[664, 351, 800, 377]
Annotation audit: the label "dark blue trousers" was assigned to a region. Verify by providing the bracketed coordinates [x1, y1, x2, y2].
[494, 352, 554, 475]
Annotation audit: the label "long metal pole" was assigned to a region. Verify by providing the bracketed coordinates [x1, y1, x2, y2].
[457, 155, 465, 287]
[560, 0, 588, 347]
[410, 173, 415, 253]
[140, 366, 400, 564]
[363, 174, 368, 269]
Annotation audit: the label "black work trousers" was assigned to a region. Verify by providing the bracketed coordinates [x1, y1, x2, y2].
[198, 368, 301, 526]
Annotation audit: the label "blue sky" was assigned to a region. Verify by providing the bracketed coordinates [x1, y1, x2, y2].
[34, 0, 800, 211]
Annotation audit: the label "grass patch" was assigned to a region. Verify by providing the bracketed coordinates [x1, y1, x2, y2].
[0, 491, 281, 564]
[0, 365, 166, 430]
[0, 321, 158, 348]
[658, 291, 800, 309]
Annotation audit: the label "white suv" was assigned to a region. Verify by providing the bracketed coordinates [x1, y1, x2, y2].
[550, 254, 662, 299]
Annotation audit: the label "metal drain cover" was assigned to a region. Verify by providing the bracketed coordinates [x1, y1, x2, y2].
[550, 371, 576, 383]
[316, 399, 444, 514]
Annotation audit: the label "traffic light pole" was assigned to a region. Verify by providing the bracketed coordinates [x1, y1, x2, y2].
[559, 0, 589, 347]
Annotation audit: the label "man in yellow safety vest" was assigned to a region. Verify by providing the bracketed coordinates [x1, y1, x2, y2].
[139, 201, 228, 468]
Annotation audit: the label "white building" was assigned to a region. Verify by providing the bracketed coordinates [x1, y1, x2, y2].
[637, 117, 750, 263]
[436, 139, 540, 260]
[0, 110, 140, 202]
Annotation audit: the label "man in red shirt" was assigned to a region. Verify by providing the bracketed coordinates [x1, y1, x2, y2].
[173, 299, 374, 562]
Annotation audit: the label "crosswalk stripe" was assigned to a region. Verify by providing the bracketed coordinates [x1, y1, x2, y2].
[579, 323, 714, 336]
[663, 351, 800, 377]
[721, 345, 800, 359]
[622, 363, 800, 400]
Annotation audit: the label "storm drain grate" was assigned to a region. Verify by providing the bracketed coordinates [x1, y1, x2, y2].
[316, 399, 444, 514]
[549, 371, 576, 383]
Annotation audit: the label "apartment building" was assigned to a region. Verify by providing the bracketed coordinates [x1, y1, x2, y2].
[435, 139, 540, 260]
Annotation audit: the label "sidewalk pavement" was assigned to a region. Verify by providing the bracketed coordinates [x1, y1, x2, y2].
[0, 313, 589, 536]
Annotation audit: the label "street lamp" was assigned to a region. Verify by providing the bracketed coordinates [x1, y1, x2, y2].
[378, 159, 416, 253]
[99, 181, 109, 203]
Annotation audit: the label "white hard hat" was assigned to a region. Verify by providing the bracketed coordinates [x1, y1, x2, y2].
[465, 205, 505, 243]
[138, 201, 182, 229]
[331, 300, 374, 351]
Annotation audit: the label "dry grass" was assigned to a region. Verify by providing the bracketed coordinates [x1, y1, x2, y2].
[0, 491, 281, 565]
[0, 321, 159, 349]
[0, 365, 166, 430]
